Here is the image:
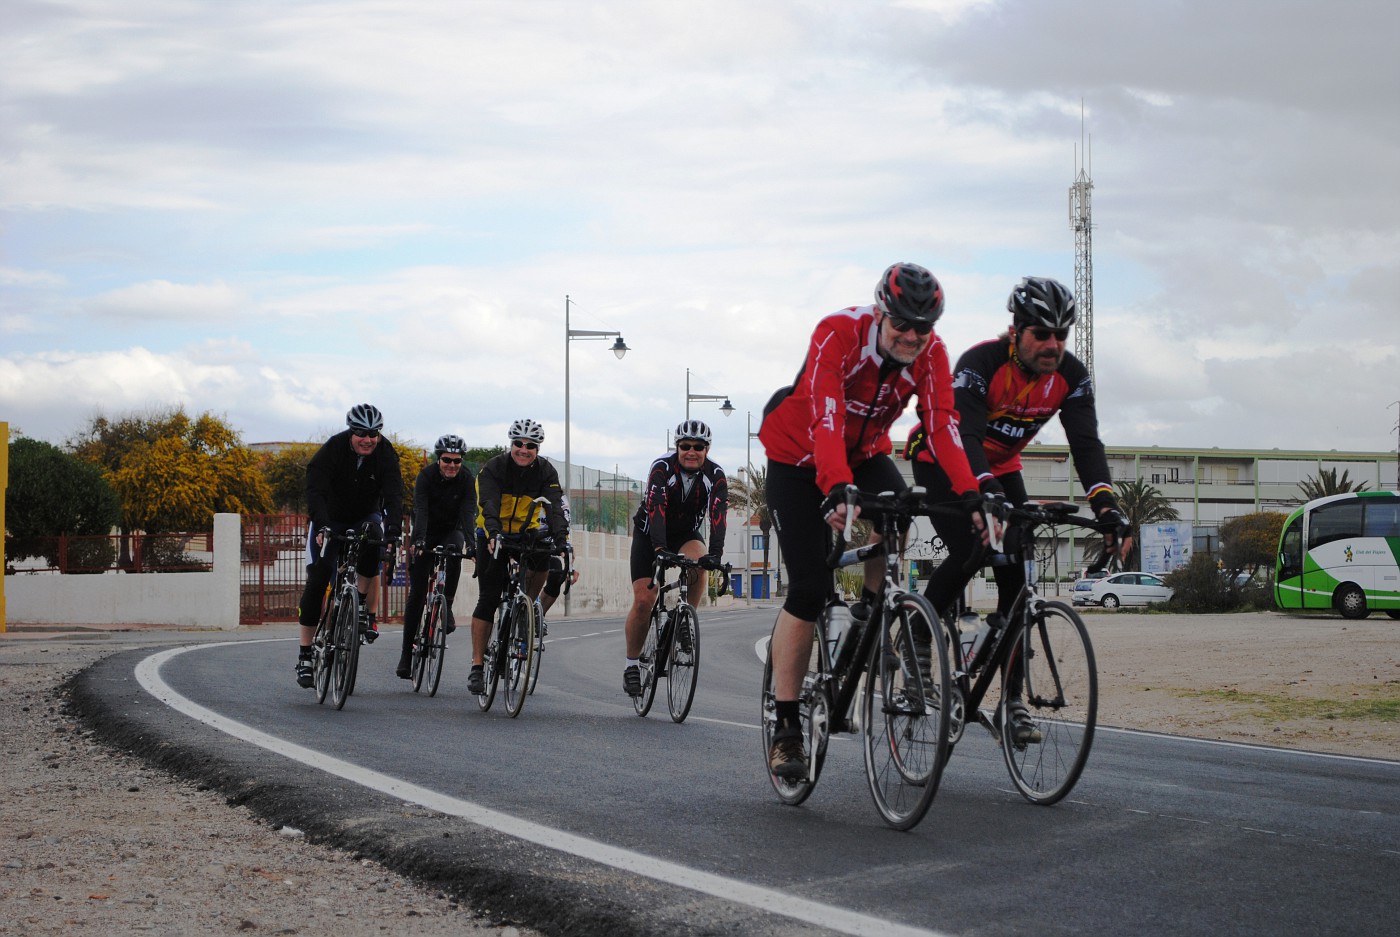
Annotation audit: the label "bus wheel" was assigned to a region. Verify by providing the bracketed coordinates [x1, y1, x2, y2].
[1334, 584, 1369, 620]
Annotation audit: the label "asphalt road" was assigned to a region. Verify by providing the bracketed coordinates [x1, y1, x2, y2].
[73, 608, 1398, 937]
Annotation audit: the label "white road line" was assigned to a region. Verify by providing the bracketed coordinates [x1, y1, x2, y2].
[134, 643, 948, 937]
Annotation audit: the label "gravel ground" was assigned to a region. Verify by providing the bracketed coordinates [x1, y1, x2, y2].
[2, 610, 1396, 936]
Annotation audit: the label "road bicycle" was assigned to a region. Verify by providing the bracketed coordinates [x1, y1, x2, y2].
[761, 485, 953, 831]
[634, 551, 731, 723]
[475, 500, 558, 718]
[311, 527, 384, 711]
[940, 500, 1107, 805]
[409, 542, 471, 697]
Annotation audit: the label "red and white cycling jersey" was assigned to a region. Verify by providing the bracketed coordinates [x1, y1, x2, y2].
[759, 304, 978, 496]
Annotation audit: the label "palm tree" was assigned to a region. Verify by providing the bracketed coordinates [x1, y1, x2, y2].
[1083, 477, 1179, 571]
[1298, 467, 1370, 502]
[727, 466, 772, 595]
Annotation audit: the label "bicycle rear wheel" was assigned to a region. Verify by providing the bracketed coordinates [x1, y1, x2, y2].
[313, 603, 334, 704]
[1001, 600, 1097, 805]
[411, 599, 434, 693]
[761, 629, 830, 806]
[861, 593, 950, 831]
[633, 608, 662, 717]
[476, 607, 505, 712]
[502, 594, 536, 717]
[666, 604, 699, 723]
[425, 598, 448, 697]
[527, 598, 544, 695]
[330, 584, 360, 710]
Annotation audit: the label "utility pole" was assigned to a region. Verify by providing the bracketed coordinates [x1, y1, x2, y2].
[1069, 104, 1095, 381]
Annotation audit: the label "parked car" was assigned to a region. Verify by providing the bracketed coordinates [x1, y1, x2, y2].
[1071, 571, 1174, 608]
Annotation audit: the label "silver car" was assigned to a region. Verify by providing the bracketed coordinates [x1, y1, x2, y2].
[1072, 572, 1174, 608]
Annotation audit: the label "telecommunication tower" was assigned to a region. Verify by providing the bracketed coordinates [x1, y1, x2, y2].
[1068, 128, 1094, 380]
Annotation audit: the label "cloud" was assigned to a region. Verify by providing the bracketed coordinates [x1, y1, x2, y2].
[84, 279, 243, 321]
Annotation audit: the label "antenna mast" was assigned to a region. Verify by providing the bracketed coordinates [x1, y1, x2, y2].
[1069, 106, 1095, 380]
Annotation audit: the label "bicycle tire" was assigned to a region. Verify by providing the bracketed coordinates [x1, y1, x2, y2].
[502, 593, 536, 717]
[411, 598, 434, 693]
[633, 607, 661, 717]
[761, 628, 830, 806]
[861, 593, 950, 831]
[425, 598, 447, 697]
[527, 598, 544, 695]
[313, 601, 334, 704]
[330, 584, 359, 710]
[666, 604, 699, 723]
[477, 606, 505, 712]
[1000, 600, 1097, 805]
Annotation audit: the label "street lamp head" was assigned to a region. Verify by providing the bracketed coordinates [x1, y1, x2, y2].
[720, 398, 735, 417]
[611, 336, 629, 359]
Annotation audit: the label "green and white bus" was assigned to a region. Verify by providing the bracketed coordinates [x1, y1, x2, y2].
[1275, 491, 1400, 620]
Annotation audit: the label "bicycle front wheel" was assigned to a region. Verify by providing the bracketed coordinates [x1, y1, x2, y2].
[861, 593, 950, 831]
[476, 608, 505, 712]
[411, 600, 434, 693]
[761, 628, 830, 806]
[1001, 600, 1097, 805]
[425, 599, 448, 697]
[666, 604, 699, 723]
[330, 584, 360, 710]
[502, 594, 536, 717]
[313, 603, 334, 704]
[633, 608, 662, 717]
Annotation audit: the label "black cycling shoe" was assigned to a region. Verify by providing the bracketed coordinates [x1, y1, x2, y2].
[396, 654, 412, 679]
[467, 666, 485, 695]
[623, 665, 642, 697]
[295, 657, 314, 689]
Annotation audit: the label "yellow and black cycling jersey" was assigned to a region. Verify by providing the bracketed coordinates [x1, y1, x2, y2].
[474, 451, 569, 540]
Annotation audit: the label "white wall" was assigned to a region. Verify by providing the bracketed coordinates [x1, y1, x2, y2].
[4, 514, 242, 629]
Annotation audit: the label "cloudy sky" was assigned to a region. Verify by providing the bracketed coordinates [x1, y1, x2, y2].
[3, 0, 1397, 488]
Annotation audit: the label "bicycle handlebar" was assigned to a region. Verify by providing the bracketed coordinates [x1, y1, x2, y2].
[649, 551, 734, 596]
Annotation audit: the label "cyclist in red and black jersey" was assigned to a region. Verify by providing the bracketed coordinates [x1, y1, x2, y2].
[907, 276, 1131, 743]
[621, 420, 728, 697]
[758, 262, 992, 780]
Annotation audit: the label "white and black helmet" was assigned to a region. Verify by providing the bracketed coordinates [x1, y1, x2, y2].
[434, 434, 465, 456]
[675, 419, 712, 444]
[1008, 276, 1077, 330]
[346, 403, 384, 433]
[508, 418, 545, 444]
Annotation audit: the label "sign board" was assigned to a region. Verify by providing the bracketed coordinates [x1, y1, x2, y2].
[1140, 523, 1192, 575]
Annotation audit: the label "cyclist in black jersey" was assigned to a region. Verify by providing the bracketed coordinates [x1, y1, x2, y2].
[397, 433, 477, 679]
[907, 277, 1131, 743]
[621, 420, 728, 697]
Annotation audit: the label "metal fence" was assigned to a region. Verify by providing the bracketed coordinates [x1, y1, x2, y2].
[5, 531, 214, 574]
[239, 513, 409, 624]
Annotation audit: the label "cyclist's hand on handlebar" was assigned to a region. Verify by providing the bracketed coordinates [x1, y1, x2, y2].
[820, 485, 859, 532]
[1096, 508, 1133, 563]
[699, 554, 723, 571]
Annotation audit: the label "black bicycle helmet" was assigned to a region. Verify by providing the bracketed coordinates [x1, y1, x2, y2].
[508, 418, 545, 444]
[1008, 276, 1077, 329]
[434, 433, 465, 456]
[675, 419, 712, 444]
[346, 403, 384, 433]
[874, 262, 944, 325]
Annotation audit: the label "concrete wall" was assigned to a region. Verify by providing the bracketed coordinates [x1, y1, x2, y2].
[5, 514, 242, 629]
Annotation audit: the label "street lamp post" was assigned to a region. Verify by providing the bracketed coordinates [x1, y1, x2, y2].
[684, 368, 735, 421]
[564, 294, 628, 616]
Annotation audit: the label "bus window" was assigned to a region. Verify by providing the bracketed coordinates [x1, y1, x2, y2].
[1363, 501, 1400, 538]
[1278, 516, 1303, 581]
[1309, 501, 1363, 549]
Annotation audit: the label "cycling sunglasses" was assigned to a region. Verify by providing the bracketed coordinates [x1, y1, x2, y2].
[677, 441, 708, 452]
[1028, 327, 1070, 342]
[512, 439, 539, 450]
[351, 429, 380, 439]
[439, 456, 463, 464]
[886, 316, 933, 336]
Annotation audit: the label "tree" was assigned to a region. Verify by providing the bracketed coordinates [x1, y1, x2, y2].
[1083, 478, 1179, 571]
[727, 465, 774, 593]
[464, 445, 505, 475]
[1218, 511, 1287, 579]
[5, 437, 121, 569]
[389, 433, 428, 520]
[1299, 467, 1370, 502]
[260, 443, 320, 512]
[70, 408, 273, 543]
